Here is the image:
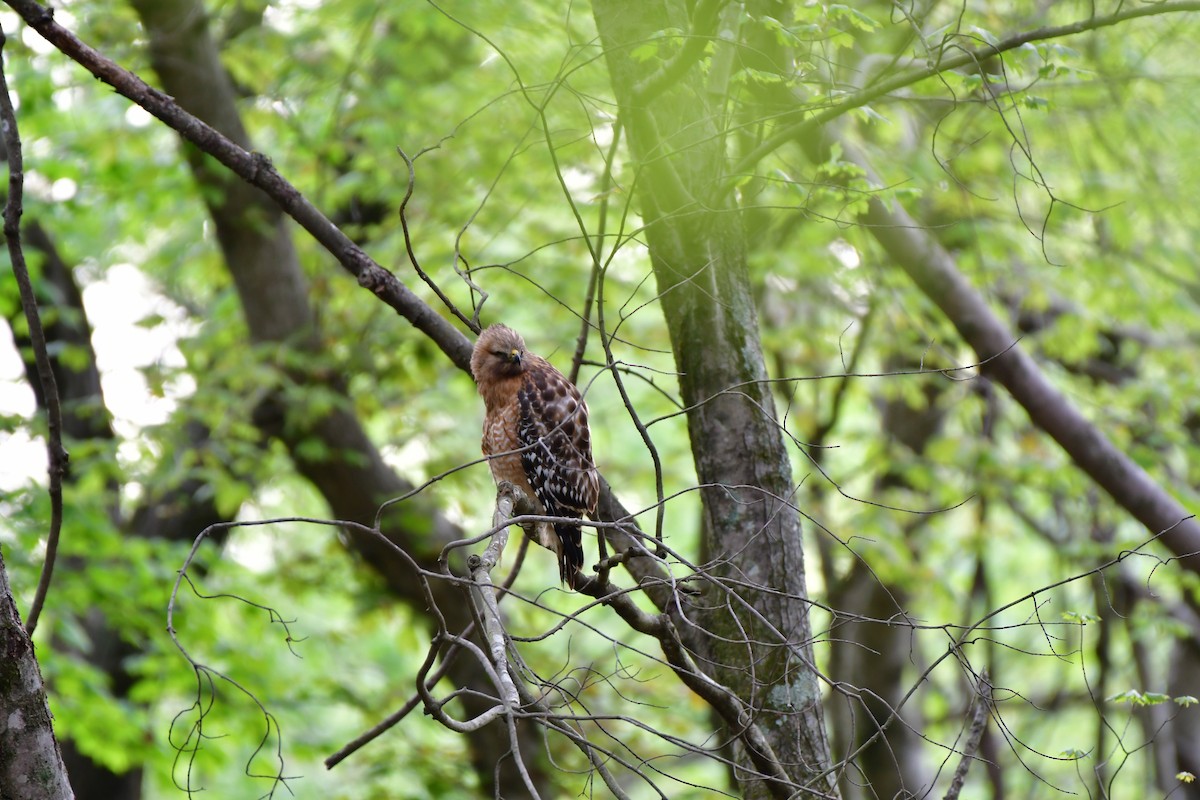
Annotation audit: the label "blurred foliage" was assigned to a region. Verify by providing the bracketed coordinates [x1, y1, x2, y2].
[1, 0, 1199, 798]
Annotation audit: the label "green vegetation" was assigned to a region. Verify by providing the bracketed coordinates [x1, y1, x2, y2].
[2, 1, 1199, 798]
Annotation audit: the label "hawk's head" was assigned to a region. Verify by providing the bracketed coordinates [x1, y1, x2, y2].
[471, 324, 527, 384]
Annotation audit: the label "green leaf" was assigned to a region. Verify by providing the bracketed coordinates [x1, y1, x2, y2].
[631, 41, 659, 63]
[1109, 689, 1170, 706]
[829, 4, 880, 32]
[1109, 689, 1143, 704]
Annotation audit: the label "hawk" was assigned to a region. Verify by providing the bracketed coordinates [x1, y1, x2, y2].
[471, 323, 599, 589]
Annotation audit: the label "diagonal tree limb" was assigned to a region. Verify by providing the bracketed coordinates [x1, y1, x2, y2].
[3, 0, 473, 370]
[839, 141, 1200, 574]
[5, 1, 694, 790]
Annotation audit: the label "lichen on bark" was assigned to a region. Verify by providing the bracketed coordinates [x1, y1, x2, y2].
[0, 548, 75, 800]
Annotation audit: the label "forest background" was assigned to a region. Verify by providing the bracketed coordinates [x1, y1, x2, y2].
[2, 1, 1200, 799]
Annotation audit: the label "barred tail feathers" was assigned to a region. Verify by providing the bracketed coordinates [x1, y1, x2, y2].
[555, 522, 585, 588]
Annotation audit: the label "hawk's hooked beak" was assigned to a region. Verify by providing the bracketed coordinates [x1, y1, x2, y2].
[509, 349, 522, 365]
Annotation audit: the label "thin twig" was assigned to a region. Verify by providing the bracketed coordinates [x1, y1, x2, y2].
[395, 147, 481, 334]
[324, 654, 455, 769]
[568, 118, 622, 384]
[0, 30, 67, 636]
[595, 264, 666, 555]
[729, 1, 1200, 178]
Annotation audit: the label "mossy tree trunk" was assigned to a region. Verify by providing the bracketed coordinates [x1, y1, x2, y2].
[592, 3, 836, 797]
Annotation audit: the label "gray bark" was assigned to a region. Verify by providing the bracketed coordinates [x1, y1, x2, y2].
[0, 549, 74, 800]
[592, 2, 836, 797]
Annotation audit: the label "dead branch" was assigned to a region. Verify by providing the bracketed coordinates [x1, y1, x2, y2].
[466, 482, 521, 709]
[944, 669, 993, 800]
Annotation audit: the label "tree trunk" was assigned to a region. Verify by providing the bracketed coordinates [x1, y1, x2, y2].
[827, 355, 944, 800]
[0, 549, 74, 800]
[592, 3, 835, 797]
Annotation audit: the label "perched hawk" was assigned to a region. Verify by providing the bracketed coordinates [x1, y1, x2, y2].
[471, 324, 599, 589]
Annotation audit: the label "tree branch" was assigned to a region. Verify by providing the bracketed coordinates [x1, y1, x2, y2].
[2, 0, 474, 371]
[843, 138, 1200, 574]
[944, 668, 992, 800]
[731, 1, 1200, 178]
[0, 28, 66, 636]
[632, 0, 726, 105]
[466, 483, 520, 709]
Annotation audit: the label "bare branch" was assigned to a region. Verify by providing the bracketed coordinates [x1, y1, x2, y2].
[841, 138, 1200, 574]
[0, 28, 67, 637]
[324, 665, 444, 769]
[568, 118, 623, 385]
[466, 483, 521, 709]
[944, 668, 993, 800]
[2, 0, 475, 371]
[731, 1, 1200, 177]
[395, 146, 482, 334]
